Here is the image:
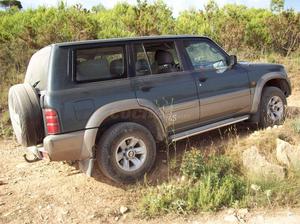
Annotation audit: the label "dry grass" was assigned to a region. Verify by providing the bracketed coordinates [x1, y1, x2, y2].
[225, 118, 300, 164]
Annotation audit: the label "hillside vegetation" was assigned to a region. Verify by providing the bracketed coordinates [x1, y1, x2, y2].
[140, 118, 300, 216]
[0, 0, 299, 136]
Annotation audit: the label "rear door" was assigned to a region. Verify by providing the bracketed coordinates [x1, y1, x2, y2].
[182, 38, 251, 123]
[132, 40, 200, 132]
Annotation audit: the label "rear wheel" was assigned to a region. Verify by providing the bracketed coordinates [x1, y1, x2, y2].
[96, 122, 156, 184]
[259, 86, 287, 128]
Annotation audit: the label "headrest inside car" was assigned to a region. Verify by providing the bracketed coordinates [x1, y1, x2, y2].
[136, 59, 148, 69]
[110, 59, 124, 77]
[155, 50, 174, 65]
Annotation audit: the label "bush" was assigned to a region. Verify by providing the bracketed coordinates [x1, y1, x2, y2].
[180, 148, 205, 179]
[140, 182, 190, 216]
[180, 150, 237, 179]
[204, 155, 235, 176]
[187, 173, 246, 211]
[292, 118, 300, 134]
[140, 151, 247, 216]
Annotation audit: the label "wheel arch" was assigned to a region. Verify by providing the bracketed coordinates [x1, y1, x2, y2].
[250, 72, 291, 113]
[80, 99, 166, 159]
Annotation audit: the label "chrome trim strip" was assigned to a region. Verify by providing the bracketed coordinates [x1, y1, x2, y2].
[170, 115, 249, 142]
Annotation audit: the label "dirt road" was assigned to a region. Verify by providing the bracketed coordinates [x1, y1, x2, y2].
[1, 139, 300, 224]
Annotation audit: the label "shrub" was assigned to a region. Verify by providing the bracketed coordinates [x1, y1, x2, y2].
[292, 118, 300, 134]
[140, 182, 190, 216]
[188, 173, 246, 211]
[140, 151, 247, 216]
[180, 148, 205, 179]
[204, 154, 235, 177]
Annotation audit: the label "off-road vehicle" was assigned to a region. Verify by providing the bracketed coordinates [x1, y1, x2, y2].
[8, 35, 291, 183]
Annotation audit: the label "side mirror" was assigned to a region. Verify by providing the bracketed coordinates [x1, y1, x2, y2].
[229, 55, 237, 67]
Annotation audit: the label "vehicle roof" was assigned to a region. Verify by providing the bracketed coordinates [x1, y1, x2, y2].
[54, 35, 209, 47]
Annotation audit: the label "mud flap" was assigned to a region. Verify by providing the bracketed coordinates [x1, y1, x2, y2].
[78, 158, 96, 177]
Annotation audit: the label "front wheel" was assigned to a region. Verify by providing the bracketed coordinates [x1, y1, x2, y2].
[96, 122, 156, 184]
[259, 86, 287, 128]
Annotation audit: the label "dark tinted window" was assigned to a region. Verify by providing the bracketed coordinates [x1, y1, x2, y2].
[75, 46, 126, 82]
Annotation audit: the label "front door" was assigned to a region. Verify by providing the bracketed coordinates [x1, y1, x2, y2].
[182, 38, 251, 123]
[132, 40, 200, 132]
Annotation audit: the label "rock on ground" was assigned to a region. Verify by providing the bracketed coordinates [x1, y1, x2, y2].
[242, 146, 285, 180]
[119, 206, 129, 215]
[276, 138, 300, 170]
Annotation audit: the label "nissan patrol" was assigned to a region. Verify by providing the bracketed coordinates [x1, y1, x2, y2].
[8, 35, 291, 183]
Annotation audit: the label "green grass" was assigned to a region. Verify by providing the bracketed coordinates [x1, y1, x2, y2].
[140, 152, 247, 216]
[140, 117, 300, 217]
[0, 110, 13, 137]
[292, 118, 300, 134]
[244, 174, 300, 208]
[180, 148, 205, 180]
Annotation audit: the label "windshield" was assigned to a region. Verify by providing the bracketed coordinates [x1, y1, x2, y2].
[24, 46, 52, 91]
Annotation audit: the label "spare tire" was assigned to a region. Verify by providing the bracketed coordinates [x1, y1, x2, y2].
[8, 83, 44, 147]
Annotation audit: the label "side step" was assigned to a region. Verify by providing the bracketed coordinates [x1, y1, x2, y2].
[170, 115, 250, 142]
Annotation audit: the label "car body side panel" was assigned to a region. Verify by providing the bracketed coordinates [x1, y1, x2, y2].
[238, 62, 291, 113]
[191, 65, 251, 123]
[133, 71, 200, 132]
[45, 78, 135, 133]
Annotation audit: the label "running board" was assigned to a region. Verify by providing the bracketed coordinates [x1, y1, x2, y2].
[170, 115, 250, 142]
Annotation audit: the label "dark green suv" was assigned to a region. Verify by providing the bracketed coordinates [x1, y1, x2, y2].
[8, 35, 291, 183]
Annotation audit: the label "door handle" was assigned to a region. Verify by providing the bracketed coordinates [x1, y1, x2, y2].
[199, 77, 207, 83]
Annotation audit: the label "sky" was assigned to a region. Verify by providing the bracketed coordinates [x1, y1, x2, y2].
[21, 0, 300, 17]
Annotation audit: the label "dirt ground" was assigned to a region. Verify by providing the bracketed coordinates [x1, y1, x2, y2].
[0, 93, 300, 224]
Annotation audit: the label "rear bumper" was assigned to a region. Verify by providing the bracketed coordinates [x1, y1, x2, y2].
[43, 130, 86, 161]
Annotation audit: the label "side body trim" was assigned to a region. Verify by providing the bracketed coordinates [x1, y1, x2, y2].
[170, 115, 249, 142]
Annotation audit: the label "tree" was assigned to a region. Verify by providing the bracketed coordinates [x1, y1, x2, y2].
[204, 0, 219, 14]
[91, 3, 106, 13]
[0, 0, 22, 9]
[270, 0, 284, 13]
[133, 0, 175, 35]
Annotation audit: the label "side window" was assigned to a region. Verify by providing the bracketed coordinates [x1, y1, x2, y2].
[184, 40, 227, 71]
[75, 46, 126, 82]
[133, 41, 181, 76]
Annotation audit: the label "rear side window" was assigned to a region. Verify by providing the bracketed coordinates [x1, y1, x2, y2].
[25, 46, 51, 91]
[75, 46, 126, 82]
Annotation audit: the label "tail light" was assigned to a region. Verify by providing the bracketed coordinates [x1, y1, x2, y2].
[44, 108, 60, 135]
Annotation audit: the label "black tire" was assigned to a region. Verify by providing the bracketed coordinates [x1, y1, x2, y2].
[96, 122, 156, 184]
[8, 83, 44, 147]
[259, 86, 287, 128]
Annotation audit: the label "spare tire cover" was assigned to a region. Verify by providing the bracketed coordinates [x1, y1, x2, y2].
[8, 83, 44, 147]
